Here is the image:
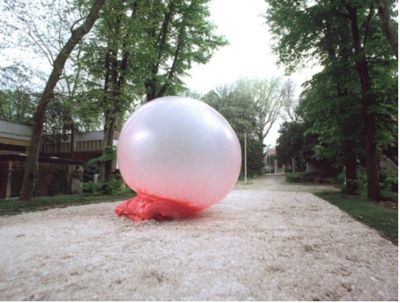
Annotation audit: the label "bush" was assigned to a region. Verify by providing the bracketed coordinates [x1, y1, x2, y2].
[83, 161, 99, 183]
[100, 176, 127, 195]
[82, 148, 133, 195]
[82, 174, 133, 196]
[304, 166, 398, 196]
[381, 172, 398, 192]
[355, 167, 368, 196]
[286, 171, 337, 184]
[286, 172, 304, 183]
[343, 167, 398, 197]
[334, 171, 358, 194]
[82, 181, 103, 195]
[286, 172, 315, 183]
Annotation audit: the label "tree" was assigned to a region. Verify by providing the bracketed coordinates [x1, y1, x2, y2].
[375, 0, 398, 58]
[345, 2, 381, 199]
[203, 84, 264, 176]
[266, 0, 397, 200]
[299, 69, 362, 193]
[80, 0, 226, 182]
[0, 0, 102, 155]
[0, 0, 87, 90]
[80, 0, 141, 182]
[276, 121, 308, 170]
[235, 78, 287, 145]
[139, 0, 227, 101]
[0, 89, 36, 124]
[280, 79, 298, 122]
[202, 77, 286, 176]
[19, 0, 106, 200]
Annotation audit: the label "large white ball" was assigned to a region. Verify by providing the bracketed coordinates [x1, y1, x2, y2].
[117, 96, 241, 209]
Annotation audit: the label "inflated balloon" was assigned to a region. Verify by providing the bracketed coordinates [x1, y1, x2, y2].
[115, 96, 241, 221]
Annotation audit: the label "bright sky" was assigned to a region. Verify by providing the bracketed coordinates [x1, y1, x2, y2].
[185, 0, 321, 147]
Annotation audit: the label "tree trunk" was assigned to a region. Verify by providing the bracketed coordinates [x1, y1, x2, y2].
[19, 0, 106, 200]
[347, 5, 380, 201]
[324, 16, 358, 192]
[145, 80, 157, 102]
[100, 3, 137, 181]
[70, 126, 75, 158]
[102, 113, 116, 183]
[344, 145, 358, 194]
[375, 0, 398, 58]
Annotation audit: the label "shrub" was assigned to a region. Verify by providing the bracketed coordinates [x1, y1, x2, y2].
[380, 172, 398, 192]
[100, 176, 127, 195]
[286, 172, 315, 183]
[286, 171, 337, 184]
[83, 161, 99, 183]
[357, 170, 368, 195]
[286, 172, 303, 183]
[82, 181, 103, 195]
[82, 175, 133, 196]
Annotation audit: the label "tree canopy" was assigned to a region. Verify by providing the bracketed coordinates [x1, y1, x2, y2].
[267, 0, 398, 197]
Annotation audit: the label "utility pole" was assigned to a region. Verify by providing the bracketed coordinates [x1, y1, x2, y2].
[292, 157, 295, 173]
[244, 132, 247, 183]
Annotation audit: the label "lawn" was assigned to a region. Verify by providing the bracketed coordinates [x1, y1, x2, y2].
[0, 192, 134, 216]
[315, 191, 398, 245]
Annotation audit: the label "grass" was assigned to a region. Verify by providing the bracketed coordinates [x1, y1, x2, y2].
[380, 189, 398, 202]
[315, 191, 398, 245]
[0, 192, 134, 216]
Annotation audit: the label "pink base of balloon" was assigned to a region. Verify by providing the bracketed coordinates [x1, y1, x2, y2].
[115, 193, 203, 222]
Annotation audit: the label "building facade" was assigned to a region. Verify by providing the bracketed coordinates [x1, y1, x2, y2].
[0, 119, 118, 199]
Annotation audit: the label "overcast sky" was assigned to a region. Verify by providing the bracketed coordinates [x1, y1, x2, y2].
[185, 0, 321, 146]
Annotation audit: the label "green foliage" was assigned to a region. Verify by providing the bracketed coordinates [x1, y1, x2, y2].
[276, 121, 313, 170]
[266, 0, 398, 199]
[82, 159, 99, 183]
[333, 166, 375, 196]
[202, 83, 261, 176]
[82, 147, 130, 195]
[202, 78, 286, 176]
[316, 191, 398, 244]
[82, 175, 131, 195]
[286, 172, 311, 183]
[346, 168, 398, 198]
[355, 167, 368, 196]
[299, 69, 363, 163]
[381, 173, 398, 192]
[82, 181, 103, 194]
[80, 0, 226, 107]
[87, 145, 116, 166]
[245, 137, 264, 177]
[0, 89, 36, 123]
[0, 192, 134, 216]
[101, 176, 129, 195]
[380, 189, 398, 203]
[286, 172, 335, 184]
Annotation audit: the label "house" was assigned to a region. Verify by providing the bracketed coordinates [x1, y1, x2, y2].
[264, 147, 277, 173]
[0, 119, 118, 198]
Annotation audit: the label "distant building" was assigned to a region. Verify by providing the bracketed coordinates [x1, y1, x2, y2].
[41, 130, 119, 164]
[0, 119, 118, 199]
[265, 147, 276, 157]
[264, 147, 276, 173]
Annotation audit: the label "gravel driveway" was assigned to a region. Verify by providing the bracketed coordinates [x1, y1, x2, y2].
[0, 178, 397, 300]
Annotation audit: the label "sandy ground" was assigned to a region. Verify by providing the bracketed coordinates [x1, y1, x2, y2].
[0, 176, 397, 300]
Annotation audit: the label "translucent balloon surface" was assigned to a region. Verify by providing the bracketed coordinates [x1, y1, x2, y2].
[115, 96, 241, 221]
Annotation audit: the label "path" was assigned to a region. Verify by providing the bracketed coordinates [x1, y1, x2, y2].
[235, 174, 340, 192]
[0, 176, 397, 300]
